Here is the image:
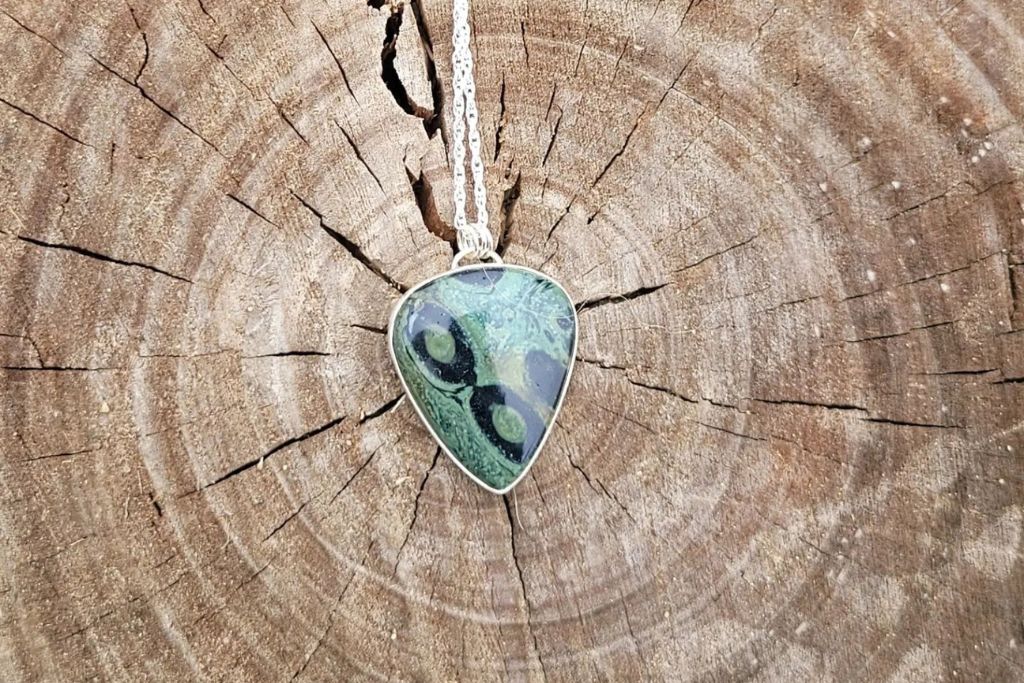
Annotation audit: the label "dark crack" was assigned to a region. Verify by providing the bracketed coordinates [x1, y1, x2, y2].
[545, 198, 575, 241]
[87, 45, 223, 157]
[749, 397, 867, 412]
[519, 20, 530, 68]
[592, 107, 646, 188]
[196, 0, 214, 21]
[1, 9, 68, 57]
[842, 320, 955, 344]
[656, 56, 694, 110]
[326, 446, 383, 507]
[269, 97, 308, 144]
[3, 364, 119, 373]
[405, 165, 456, 248]
[913, 368, 999, 378]
[350, 322, 387, 334]
[311, 19, 356, 100]
[673, 233, 758, 274]
[495, 171, 522, 257]
[860, 417, 964, 430]
[577, 354, 628, 371]
[23, 447, 98, 463]
[244, 350, 331, 359]
[839, 252, 1000, 304]
[263, 500, 309, 542]
[542, 110, 563, 167]
[627, 377, 699, 404]
[566, 453, 633, 519]
[360, 394, 404, 424]
[502, 495, 548, 679]
[373, 0, 443, 138]
[226, 193, 282, 229]
[16, 235, 191, 283]
[291, 191, 407, 292]
[493, 74, 507, 162]
[576, 283, 667, 312]
[0, 96, 91, 148]
[195, 416, 346, 493]
[408, 0, 445, 138]
[336, 120, 384, 193]
[698, 421, 766, 442]
[393, 447, 440, 575]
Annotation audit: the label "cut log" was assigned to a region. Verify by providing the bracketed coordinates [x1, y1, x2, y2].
[1, 0, 1022, 680]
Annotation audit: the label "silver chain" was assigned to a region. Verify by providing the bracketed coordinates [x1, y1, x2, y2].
[449, 0, 495, 261]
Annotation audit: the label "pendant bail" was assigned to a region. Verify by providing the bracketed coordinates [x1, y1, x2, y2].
[451, 248, 503, 270]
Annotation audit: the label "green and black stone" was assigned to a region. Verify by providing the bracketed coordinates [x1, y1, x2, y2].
[389, 265, 577, 493]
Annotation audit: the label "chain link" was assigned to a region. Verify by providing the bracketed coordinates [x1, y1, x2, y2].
[450, 0, 494, 260]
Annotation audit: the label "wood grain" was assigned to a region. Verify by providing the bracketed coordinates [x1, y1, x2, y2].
[1, 0, 1022, 680]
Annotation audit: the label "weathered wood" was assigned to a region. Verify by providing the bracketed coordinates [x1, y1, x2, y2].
[1, 0, 1022, 680]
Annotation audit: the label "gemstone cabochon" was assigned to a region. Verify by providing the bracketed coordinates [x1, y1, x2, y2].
[390, 265, 577, 492]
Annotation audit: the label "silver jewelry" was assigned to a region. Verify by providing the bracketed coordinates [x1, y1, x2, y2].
[387, 0, 578, 494]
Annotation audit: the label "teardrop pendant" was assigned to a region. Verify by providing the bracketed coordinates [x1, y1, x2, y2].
[389, 264, 577, 493]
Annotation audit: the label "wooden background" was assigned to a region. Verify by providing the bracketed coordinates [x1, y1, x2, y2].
[1, 0, 1023, 680]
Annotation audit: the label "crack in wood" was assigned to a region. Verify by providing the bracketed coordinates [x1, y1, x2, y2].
[860, 417, 964, 430]
[493, 74, 507, 162]
[194, 415, 347, 494]
[86, 49, 224, 158]
[842, 319, 957, 344]
[243, 350, 331, 359]
[626, 376, 699, 404]
[672, 232, 759, 274]
[269, 96, 308, 144]
[519, 19, 530, 69]
[591, 107, 646, 188]
[748, 397, 867, 413]
[195, 0, 214, 22]
[325, 446, 383, 508]
[291, 191, 408, 292]
[495, 171, 522, 257]
[405, 164, 456, 249]
[349, 322, 387, 334]
[566, 452, 634, 519]
[21, 447, 98, 463]
[263, 500, 309, 542]
[0, 9, 68, 57]
[2, 364, 119, 372]
[225, 193, 282, 229]
[501, 495, 548, 680]
[372, 0, 443, 138]
[393, 447, 440, 575]
[290, 542, 371, 681]
[311, 19, 357, 101]
[0, 95, 92, 148]
[16, 235, 191, 283]
[576, 283, 668, 312]
[336, 120, 384, 193]
[360, 394, 404, 425]
[698, 421, 766, 442]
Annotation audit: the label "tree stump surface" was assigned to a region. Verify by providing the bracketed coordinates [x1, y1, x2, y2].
[1, 0, 1023, 680]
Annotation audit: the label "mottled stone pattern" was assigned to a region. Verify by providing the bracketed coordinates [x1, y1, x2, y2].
[391, 266, 576, 491]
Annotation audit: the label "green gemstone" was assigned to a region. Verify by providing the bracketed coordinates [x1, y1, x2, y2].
[423, 325, 456, 363]
[491, 404, 527, 444]
[389, 265, 577, 493]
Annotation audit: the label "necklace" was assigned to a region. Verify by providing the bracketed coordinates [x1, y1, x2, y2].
[388, 0, 578, 494]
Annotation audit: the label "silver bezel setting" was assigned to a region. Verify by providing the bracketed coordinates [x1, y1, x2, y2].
[387, 263, 579, 495]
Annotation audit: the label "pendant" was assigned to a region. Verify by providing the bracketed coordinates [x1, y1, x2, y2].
[389, 263, 578, 494]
